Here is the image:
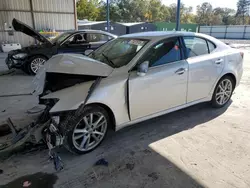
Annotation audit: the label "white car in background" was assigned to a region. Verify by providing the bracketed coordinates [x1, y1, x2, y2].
[36, 31, 243, 154]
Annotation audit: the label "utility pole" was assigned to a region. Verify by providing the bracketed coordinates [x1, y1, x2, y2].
[106, 0, 110, 32]
[176, 0, 181, 31]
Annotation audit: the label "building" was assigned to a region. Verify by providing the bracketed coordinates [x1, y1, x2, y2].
[118, 22, 157, 34]
[0, 0, 77, 47]
[78, 21, 127, 36]
[78, 21, 157, 36]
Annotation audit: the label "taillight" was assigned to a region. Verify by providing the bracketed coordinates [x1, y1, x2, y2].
[240, 52, 244, 59]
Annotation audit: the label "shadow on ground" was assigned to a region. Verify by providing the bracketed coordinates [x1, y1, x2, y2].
[51, 101, 230, 188]
[1, 172, 58, 188]
[0, 99, 230, 187]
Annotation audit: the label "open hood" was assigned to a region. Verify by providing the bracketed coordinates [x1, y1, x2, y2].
[33, 54, 113, 96]
[12, 18, 51, 44]
[44, 53, 114, 76]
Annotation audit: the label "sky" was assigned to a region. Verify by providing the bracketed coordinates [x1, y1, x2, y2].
[162, 0, 238, 11]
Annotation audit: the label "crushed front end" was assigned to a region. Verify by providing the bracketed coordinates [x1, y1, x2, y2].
[5, 50, 28, 69]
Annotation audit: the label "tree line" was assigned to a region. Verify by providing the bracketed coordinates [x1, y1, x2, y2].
[77, 0, 250, 25]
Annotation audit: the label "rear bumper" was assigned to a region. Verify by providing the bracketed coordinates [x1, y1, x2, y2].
[236, 62, 243, 87]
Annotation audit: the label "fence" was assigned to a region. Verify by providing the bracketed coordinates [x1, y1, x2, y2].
[155, 22, 197, 32]
[199, 25, 250, 39]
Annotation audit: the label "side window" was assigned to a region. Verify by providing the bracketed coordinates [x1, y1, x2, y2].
[87, 33, 110, 42]
[145, 37, 182, 67]
[64, 34, 87, 45]
[65, 36, 74, 44]
[183, 37, 209, 58]
[207, 41, 216, 53]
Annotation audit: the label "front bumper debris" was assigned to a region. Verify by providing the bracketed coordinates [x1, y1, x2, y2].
[5, 55, 26, 69]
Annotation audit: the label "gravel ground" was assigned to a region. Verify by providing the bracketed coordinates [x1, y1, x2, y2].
[0, 47, 250, 188]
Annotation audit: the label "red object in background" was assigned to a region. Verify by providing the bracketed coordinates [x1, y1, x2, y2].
[23, 181, 31, 187]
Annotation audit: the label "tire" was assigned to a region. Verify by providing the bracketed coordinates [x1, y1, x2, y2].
[211, 76, 235, 108]
[62, 105, 110, 154]
[28, 55, 47, 75]
[21, 63, 31, 75]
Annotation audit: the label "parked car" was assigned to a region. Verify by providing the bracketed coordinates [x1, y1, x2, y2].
[36, 31, 243, 154]
[5, 18, 117, 75]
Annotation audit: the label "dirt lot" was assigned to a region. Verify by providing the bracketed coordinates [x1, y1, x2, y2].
[0, 47, 250, 188]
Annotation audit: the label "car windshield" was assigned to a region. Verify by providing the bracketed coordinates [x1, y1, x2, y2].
[89, 38, 148, 68]
[51, 32, 71, 44]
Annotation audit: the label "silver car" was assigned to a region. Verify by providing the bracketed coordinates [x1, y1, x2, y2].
[36, 31, 243, 154]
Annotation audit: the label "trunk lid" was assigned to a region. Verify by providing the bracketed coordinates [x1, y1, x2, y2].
[12, 18, 52, 45]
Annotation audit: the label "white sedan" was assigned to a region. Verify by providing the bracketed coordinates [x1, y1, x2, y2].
[37, 31, 243, 154]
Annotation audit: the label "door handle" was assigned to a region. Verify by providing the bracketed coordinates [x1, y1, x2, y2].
[215, 59, 223, 64]
[175, 68, 186, 75]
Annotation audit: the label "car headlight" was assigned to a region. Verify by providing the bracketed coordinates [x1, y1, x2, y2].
[13, 53, 27, 59]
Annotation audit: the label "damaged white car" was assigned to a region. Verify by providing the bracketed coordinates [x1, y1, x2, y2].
[35, 31, 243, 154]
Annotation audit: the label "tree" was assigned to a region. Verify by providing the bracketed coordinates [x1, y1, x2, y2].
[196, 2, 213, 25]
[113, 0, 148, 22]
[213, 7, 235, 24]
[78, 0, 241, 25]
[146, 0, 163, 21]
[210, 14, 223, 25]
[97, 0, 122, 21]
[158, 5, 170, 22]
[236, 0, 250, 24]
[167, 3, 195, 23]
[77, 0, 102, 21]
[167, 3, 177, 22]
[181, 5, 195, 23]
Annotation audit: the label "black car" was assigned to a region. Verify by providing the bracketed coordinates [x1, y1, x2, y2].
[6, 19, 117, 75]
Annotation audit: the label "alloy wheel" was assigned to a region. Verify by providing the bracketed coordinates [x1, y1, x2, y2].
[30, 58, 46, 74]
[215, 79, 233, 106]
[72, 112, 107, 151]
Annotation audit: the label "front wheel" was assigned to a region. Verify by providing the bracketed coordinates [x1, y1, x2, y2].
[28, 56, 47, 75]
[62, 105, 109, 154]
[211, 76, 235, 108]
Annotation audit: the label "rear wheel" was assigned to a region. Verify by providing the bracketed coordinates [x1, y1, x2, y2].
[28, 56, 47, 75]
[211, 76, 235, 108]
[62, 105, 109, 154]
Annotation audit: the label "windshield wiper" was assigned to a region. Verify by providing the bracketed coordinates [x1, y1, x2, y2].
[102, 53, 116, 68]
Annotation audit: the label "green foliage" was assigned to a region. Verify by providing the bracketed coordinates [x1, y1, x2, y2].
[236, 0, 250, 24]
[77, 0, 102, 21]
[76, 0, 249, 25]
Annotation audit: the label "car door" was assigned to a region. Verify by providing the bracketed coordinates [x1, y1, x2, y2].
[57, 33, 90, 54]
[129, 37, 188, 120]
[86, 33, 112, 50]
[183, 36, 225, 102]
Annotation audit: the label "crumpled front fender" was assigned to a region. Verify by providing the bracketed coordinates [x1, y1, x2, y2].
[41, 81, 94, 113]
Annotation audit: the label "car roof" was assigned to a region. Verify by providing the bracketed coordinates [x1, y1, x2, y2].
[65, 30, 117, 37]
[120, 31, 196, 40]
[120, 31, 229, 51]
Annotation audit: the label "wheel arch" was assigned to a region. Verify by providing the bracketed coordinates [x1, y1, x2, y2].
[210, 72, 237, 99]
[85, 103, 116, 131]
[28, 54, 49, 61]
[219, 72, 236, 88]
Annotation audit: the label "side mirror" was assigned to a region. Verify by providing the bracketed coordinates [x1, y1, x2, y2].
[84, 49, 93, 56]
[137, 61, 149, 76]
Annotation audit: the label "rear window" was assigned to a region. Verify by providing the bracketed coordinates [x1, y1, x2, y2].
[183, 37, 210, 58]
[207, 41, 216, 53]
